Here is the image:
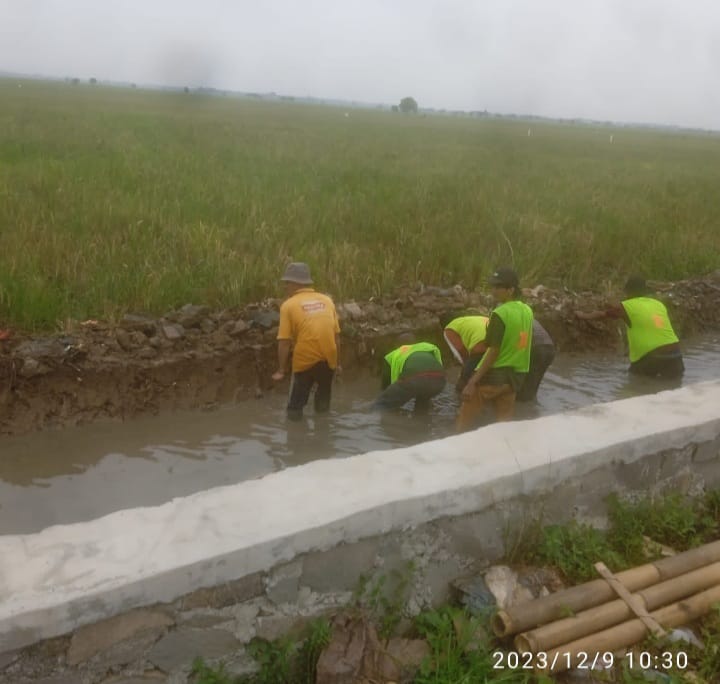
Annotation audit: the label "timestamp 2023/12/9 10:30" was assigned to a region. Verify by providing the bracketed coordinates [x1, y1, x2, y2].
[492, 649, 689, 672]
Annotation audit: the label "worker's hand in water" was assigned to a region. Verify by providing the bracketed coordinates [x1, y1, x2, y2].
[461, 381, 476, 401]
[335, 364, 343, 380]
[271, 371, 285, 382]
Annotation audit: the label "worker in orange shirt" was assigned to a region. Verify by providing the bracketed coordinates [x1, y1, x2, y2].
[272, 263, 341, 420]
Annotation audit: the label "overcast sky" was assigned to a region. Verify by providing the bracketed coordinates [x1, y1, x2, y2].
[1, 0, 719, 128]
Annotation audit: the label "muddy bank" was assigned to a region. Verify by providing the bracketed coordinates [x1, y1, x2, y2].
[1, 273, 719, 436]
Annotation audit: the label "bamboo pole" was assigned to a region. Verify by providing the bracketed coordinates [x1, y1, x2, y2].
[539, 583, 720, 674]
[594, 561, 667, 637]
[492, 539, 720, 636]
[516, 561, 720, 653]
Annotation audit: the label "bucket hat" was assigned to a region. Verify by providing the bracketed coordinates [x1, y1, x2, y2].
[281, 262, 313, 285]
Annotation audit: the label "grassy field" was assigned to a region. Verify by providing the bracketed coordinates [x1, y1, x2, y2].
[2, 78, 720, 330]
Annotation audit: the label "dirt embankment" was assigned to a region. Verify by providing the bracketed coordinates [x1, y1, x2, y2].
[1, 273, 719, 437]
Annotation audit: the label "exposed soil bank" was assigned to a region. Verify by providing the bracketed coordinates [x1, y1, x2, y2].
[1, 273, 719, 436]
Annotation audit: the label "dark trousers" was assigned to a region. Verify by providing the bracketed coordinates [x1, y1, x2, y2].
[287, 361, 334, 420]
[630, 350, 684, 379]
[517, 344, 556, 402]
[373, 373, 446, 412]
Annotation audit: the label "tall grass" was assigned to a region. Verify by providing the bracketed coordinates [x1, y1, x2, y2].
[2, 79, 720, 329]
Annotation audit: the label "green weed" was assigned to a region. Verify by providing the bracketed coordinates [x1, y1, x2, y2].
[2, 79, 720, 329]
[695, 603, 720, 682]
[191, 617, 330, 684]
[191, 657, 238, 684]
[501, 508, 545, 566]
[352, 561, 415, 638]
[413, 606, 536, 683]
[294, 617, 332, 684]
[533, 521, 626, 583]
[244, 636, 295, 684]
[607, 492, 718, 560]
[511, 490, 720, 584]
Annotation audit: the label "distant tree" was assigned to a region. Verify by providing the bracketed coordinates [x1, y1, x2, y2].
[130, 83, 137, 89]
[89, 77, 97, 85]
[183, 86, 190, 94]
[399, 97, 418, 114]
[391, 105, 399, 113]
[71, 78, 80, 86]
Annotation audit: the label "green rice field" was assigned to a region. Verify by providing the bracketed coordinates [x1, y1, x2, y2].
[1, 78, 719, 330]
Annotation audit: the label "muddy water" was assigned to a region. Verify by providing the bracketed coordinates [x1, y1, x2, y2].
[1, 337, 719, 534]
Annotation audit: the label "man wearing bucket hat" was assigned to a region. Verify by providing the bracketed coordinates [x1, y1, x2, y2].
[457, 267, 534, 430]
[272, 263, 341, 420]
[575, 275, 683, 378]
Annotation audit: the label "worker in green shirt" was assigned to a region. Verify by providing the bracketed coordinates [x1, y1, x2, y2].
[373, 334, 446, 411]
[457, 268, 534, 430]
[576, 275, 683, 378]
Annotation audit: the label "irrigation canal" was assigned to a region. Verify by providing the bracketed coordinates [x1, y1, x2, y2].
[1, 335, 719, 534]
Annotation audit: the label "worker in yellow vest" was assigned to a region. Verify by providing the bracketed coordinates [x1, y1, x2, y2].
[373, 334, 446, 411]
[576, 275, 683, 378]
[440, 313, 490, 393]
[457, 267, 533, 430]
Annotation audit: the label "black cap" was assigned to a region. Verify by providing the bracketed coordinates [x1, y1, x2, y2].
[624, 275, 649, 296]
[488, 267, 519, 288]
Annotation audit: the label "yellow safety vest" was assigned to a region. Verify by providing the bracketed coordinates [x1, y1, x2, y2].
[445, 316, 489, 351]
[476, 301, 533, 372]
[622, 297, 679, 362]
[385, 342, 442, 384]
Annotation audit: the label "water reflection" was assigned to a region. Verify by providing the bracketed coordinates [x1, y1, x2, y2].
[1, 336, 718, 533]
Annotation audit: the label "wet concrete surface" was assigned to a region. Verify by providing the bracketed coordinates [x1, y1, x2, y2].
[1, 336, 718, 534]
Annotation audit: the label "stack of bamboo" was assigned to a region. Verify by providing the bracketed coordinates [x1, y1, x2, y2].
[492, 540, 720, 674]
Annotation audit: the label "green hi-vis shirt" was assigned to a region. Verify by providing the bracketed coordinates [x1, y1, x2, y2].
[445, 315, 489, 351]
[476, 300, 533, 373]
[622, 296, 679, 362]
[385, 342, 443, 384]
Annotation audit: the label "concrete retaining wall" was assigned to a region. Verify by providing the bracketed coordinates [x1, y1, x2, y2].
[1, 381, 720, 683]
